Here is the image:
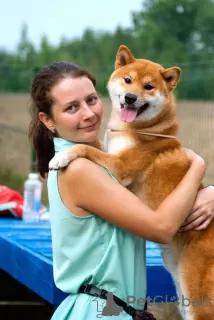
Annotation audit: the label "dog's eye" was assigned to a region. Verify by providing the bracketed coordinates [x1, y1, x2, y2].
[124, 77, 131, 84]
[144, 84, 153, 90]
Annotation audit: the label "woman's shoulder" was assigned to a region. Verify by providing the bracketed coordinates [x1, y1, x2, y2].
[60, 158, 115, 184]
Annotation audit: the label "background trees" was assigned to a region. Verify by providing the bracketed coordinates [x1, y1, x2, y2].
[1, 0, 214, 99]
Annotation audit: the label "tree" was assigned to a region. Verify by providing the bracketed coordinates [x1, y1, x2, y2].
[0, 0, 214, 99]
[131, 0, 214, 99]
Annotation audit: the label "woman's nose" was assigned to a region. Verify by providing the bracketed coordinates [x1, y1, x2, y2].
[82, 104, 95, 119]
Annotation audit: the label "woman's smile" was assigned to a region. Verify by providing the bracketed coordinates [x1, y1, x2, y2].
[79, 119, 99, 132]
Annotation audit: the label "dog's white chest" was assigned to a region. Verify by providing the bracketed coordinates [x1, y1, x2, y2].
[106, 134, 136, 154]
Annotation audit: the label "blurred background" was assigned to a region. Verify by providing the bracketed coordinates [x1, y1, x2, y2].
[0, 0, 213, 204]
[0, 1, 213, 318]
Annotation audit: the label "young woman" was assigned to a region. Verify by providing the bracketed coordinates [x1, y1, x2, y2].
[29, 61, 214, 320]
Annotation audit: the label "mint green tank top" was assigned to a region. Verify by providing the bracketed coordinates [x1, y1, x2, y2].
[47, 137, 146, 320]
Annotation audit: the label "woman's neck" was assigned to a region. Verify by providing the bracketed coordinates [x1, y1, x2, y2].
[88, 139, 102, 150]
[54, 136, 102, 150]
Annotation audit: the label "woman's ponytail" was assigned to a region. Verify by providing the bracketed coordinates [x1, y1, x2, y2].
[29, 113, 54, 178]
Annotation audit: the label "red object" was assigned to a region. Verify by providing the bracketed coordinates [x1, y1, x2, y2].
[0, 185, 23, 218]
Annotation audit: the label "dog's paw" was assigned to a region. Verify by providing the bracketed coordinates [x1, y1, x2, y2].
[49, 150, 77, 170]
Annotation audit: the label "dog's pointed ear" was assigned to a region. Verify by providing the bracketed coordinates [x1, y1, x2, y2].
[161, 67, 181, 90]
[115, 45, 135, 70]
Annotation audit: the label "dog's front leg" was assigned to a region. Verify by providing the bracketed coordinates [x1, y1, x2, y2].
[49, 144, 133, 186]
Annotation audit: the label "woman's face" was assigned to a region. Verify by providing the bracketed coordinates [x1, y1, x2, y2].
[40, 76, 103, 144]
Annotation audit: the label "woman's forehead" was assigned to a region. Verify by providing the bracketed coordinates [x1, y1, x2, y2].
[51, 77, 95, 103]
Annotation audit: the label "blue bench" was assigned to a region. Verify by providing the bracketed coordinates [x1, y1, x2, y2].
[0, 218, 176, 307]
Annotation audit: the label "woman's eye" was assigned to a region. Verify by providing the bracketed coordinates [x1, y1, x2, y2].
[87, 96, 97, 104]
[144, 84, 154, 90]
[67, 105, 77, 112]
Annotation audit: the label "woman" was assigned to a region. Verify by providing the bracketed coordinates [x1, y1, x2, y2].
[29, 61, 213, 320]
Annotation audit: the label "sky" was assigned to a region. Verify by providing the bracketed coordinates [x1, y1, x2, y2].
[1, 0, 143, 52]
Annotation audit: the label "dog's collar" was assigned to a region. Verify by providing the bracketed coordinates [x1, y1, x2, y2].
[108, 129, 176, 139]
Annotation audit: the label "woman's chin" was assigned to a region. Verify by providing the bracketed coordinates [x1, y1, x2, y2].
[85, 132, 100, 143]
[79, 129, 100, 143]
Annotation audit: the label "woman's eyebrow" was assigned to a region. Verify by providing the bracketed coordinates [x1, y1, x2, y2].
[86, 92, 97, 99]
[63, 92, 96, 107]
[63, 100, 78, 107]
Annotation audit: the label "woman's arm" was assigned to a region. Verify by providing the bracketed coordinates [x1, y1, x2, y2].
[60, 151, 205, 244]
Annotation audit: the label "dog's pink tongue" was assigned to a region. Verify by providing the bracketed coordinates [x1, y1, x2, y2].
[120, 107, 138, 123]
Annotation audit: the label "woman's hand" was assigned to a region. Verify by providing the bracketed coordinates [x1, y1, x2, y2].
[183, 148, 206, 179]
[179, 186, 214, 232]
[184, 148, 205, 169]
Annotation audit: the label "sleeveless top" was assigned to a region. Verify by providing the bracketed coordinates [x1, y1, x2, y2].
[47, 137, 146, 320]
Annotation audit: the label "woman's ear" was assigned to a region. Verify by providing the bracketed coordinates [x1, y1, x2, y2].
[38, 112, 55, 131]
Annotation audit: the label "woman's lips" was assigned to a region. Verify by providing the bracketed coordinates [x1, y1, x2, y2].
[79, 120, 98, 131]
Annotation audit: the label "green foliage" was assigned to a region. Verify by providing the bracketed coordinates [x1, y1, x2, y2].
[0, 0, 214, 99]
[0, 169, 26, 194]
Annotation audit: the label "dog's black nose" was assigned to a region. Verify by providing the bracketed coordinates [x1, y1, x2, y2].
[125, 93, 137, 105]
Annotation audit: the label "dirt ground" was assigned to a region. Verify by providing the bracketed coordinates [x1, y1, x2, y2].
[0, 94, 213, 319]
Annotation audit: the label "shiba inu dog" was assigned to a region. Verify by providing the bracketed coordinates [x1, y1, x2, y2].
[49, 45, 214, 319]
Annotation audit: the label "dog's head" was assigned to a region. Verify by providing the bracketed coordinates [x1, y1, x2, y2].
[107, 45, 181, 124]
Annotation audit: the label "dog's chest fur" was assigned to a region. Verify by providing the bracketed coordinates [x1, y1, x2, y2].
[104, 130, 136, 154]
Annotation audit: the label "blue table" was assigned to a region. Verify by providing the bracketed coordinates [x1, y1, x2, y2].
[0, 218, 176, 306]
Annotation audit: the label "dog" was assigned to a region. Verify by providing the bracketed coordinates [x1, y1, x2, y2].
[49, 45, 214, 319]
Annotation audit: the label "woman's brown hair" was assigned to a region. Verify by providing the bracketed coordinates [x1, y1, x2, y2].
[29, 61, 96, 179]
